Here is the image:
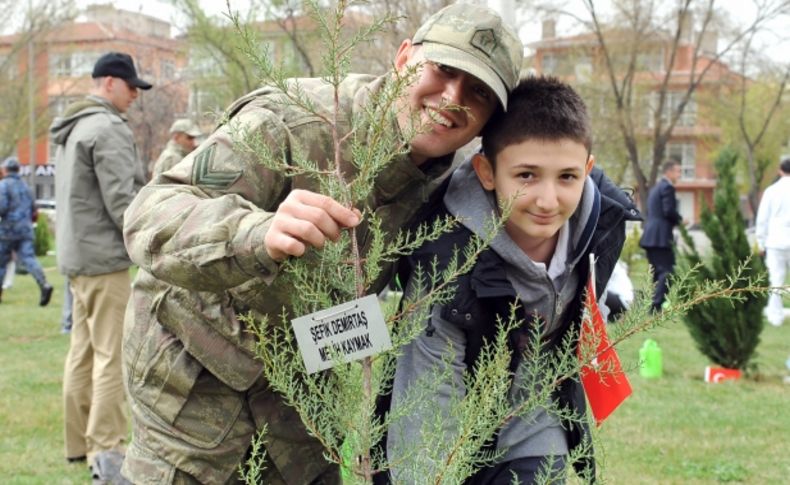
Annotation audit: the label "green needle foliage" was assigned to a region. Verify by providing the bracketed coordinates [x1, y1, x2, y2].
[677, 146, 769, 371]
[33, 217, 50, 257]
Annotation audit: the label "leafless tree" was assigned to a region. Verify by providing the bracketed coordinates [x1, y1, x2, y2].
[531, 0, 790, 209]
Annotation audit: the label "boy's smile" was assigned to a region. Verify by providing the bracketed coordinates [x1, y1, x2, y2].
[473, 138, 594, 262]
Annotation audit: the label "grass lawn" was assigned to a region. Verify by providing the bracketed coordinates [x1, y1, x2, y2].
[1, 256, 788, 484]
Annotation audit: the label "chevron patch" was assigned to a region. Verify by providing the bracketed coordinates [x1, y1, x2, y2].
[192, 143, 242, 189]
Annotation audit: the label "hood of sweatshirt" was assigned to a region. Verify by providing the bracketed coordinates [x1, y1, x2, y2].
[49, 96, 122, 146]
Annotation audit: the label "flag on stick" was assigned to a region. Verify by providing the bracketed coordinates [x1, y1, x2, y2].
[578, 254, 632, 425]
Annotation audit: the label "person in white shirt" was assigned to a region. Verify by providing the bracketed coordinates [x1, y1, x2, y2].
[755, 158, 790, 327]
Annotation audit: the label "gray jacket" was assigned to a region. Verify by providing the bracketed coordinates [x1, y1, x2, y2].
[50, 95, 145, 276]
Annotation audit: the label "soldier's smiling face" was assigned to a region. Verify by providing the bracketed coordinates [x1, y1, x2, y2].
[393, 41, 498, 166]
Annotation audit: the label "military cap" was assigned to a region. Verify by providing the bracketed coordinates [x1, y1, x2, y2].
[93, 52, 153, 90]
[169, 118, 202, 138]
[2, 157, 20, 171]
[412, 3, 523, 109]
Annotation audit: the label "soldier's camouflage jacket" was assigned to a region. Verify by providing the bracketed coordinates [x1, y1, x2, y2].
[122, 74, 462, 484]
[151, 139, 190, 179]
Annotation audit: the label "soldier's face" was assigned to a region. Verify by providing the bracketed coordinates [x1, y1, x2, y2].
[175, 132, 198, 153]
[108, 77, 139, 113]
[394, 41, 498, 166]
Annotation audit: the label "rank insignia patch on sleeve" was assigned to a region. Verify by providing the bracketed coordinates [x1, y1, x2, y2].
[192, 143, 243, 190]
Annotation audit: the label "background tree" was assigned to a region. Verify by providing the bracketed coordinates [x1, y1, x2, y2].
[702, 33, 790, 217]
[0, 0, 75, 160]
[530, 0, 790, 209]
[172, 0, 470, 116]
[677, 147, 768, 371]
[127, 79, 191, 179]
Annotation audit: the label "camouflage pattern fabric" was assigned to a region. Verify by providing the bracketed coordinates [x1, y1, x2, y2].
[0, 173, 48, 288]
[151, 140, 190, 179]
[121, 74, 461, 484]
[0, 173, 36, 241]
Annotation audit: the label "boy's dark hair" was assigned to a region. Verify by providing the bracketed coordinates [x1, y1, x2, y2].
[662, 158, 681, 173]
[480, 75, 591, 164]
[780, 158, 790, 175]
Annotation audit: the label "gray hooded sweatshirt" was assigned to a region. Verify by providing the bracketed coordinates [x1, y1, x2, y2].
[50, 95, 145, 276]
[388, 159, 596, 481]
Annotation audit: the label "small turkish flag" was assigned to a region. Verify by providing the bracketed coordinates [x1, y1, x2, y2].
[577, 254, 632, 426]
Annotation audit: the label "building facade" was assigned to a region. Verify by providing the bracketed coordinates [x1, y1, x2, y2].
[0, 4, 187, 199]
[530, 19, 740, 224]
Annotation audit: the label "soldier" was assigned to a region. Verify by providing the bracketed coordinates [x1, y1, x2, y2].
[150, 118, 202, 178]
[0, 157, 53, 306]
[50, 51, 151, 483]
[121, 5, 523, 484]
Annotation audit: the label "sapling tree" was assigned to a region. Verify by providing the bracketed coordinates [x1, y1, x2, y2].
[677, 147, 769, 371]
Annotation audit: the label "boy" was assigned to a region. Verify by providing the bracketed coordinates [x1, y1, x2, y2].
[385, 76, 640, 483]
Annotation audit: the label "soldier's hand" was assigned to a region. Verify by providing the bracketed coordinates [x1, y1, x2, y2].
[264, 189, 361, 262]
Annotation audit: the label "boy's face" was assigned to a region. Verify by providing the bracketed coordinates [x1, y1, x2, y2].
[393, 41, 499, 166]
[473, 138, 593, 256]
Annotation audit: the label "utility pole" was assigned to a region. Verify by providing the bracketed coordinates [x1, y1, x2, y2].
[27, 0, 36, 190]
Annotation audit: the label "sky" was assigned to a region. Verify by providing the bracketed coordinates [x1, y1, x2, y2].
[83, 0, 790, 63]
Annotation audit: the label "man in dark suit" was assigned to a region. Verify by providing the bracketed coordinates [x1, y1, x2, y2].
[640, 159, 684, 312]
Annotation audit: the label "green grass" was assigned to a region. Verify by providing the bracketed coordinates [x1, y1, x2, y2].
[1, 257, 789, 483]
[1, 256, 87, 483]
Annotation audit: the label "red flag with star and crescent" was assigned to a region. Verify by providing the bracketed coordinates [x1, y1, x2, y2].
[577, 254, 632, 426]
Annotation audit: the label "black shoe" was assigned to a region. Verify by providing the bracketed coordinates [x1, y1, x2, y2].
[40, 284, 53, 307]
[66, 455, 86, 464]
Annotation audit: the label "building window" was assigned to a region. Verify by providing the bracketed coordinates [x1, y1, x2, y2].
[667, 143, 696, 179]
[72, 52, 98, 76]
[49, 51, 100, 77]
[541, 51, 576, 77]
[48, 95, 82, 117]
[0, 53, 17, 77]
[647, 92, 696, 128]
[637, 49, 665, 72]
[160, 59, 176, 80]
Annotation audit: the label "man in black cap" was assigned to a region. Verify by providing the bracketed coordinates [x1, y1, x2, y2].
[49, 51, 151, 483]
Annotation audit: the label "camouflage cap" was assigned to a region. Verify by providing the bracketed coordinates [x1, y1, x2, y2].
[169, 118, 202, 137]
[412, 3, 523, 110]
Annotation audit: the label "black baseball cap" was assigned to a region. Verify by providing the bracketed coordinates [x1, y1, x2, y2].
[92, 52, 153, 90]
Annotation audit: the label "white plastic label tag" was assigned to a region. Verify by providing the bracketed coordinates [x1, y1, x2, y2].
[291, 294, 392, 374]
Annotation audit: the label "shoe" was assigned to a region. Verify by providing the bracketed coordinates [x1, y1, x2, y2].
[39, 284, 53, 307]
[66, 455, 86, 464]
[91, 450, 131, 485]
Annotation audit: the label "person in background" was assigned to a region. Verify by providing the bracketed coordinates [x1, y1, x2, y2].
[603, 260, 634, 321]
[150, 118, 201, 178]
[120, 4, 523, 483]
[755, 158, 790, 327]
[49, 51, 151, 483]
[61, 279, 73, 334]
[0, 157, 54, 306]
[640, 159, 683, 312]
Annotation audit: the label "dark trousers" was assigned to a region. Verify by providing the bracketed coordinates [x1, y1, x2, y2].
[646, 247, 674, 311]
[466, 455, 566, 484]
